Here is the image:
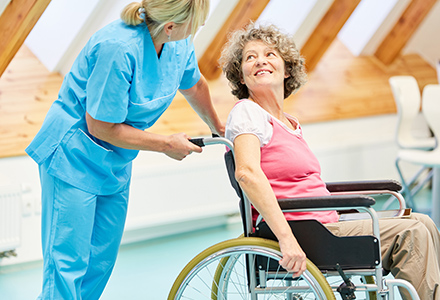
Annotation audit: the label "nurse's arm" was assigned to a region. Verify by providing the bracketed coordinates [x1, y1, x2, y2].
[179, 75, 225, 136]
[85, 112, 201, 161]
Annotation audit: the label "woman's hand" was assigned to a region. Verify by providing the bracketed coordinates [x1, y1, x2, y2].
[163, 133, 202, 161]
[278, 236, 307, 277]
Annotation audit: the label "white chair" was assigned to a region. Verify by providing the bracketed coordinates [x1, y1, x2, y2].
[397, 84, 440, 225]
[390, 76, 435, 149]
[389, 76, 436, 209]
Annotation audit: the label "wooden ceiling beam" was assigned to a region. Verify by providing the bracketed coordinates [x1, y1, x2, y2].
[374, 0, 437, 66]
[198, 0, 270, 81]
[0, 0, 51, 78]
[300, 0, 361, 72]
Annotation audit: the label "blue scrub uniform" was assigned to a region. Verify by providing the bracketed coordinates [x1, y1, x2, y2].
[26, 19, 201, 299]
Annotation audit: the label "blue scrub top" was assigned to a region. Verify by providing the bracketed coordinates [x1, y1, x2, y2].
[25, 19, 201, 195]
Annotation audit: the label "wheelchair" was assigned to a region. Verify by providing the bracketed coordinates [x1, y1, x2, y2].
[168, 137, 421, 300]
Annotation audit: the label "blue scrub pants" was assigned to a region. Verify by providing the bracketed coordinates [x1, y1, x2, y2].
[37, 162, 129, 300]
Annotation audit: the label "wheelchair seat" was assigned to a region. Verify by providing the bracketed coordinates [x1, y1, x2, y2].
[253, 219, 380, 271]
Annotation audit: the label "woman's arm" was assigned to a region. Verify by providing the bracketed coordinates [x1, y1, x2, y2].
[179, 75, 225, 137]
[234, 133, 306, 276]
[86, 113, 201, 161]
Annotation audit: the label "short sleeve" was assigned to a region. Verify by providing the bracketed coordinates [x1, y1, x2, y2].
[178, 40, 201, 90]
[225, 100, 273, 147]
[86, 40, 133, 123]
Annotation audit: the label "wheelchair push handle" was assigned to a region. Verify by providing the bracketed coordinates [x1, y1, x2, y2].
[188, 134, 234, 152]
[189, 133, 220, 147]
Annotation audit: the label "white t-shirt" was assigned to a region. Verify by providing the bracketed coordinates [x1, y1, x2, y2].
[225, 99, 301, 147]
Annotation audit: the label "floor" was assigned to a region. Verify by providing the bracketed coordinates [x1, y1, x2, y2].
[0, 221, 243, 300]
[0, 188, 435, 300]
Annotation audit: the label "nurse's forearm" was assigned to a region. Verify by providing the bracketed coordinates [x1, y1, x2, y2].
[85, 113, 201, 160]
[86, 112, 164, 150]
[180, 76, 225, 136]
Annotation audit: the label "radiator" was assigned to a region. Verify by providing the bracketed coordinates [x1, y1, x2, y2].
[0, 185, 22, 253]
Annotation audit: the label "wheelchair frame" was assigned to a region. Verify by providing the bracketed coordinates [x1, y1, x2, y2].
[168, 137, 421, 300]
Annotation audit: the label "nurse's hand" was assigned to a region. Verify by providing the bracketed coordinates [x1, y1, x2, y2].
[164, 133, 202, 161]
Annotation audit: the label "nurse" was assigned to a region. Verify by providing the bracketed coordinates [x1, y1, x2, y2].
[25, 0, 224, 299]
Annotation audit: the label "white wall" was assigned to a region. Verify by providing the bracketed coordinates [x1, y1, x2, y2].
[0, 0, 10, 16]
[25, 0, 103, 74]
[25, 0, 239, 75]
[291, 0, 334, 49]
[359, 0, 411, 56]
[256, 0, 317, 37]
[194, 0, 237, 58]
[338, 0, 440, 68]
[1, 114, 412, 267]
[403, 1, 440, 67]
[338, 0, 410, 56]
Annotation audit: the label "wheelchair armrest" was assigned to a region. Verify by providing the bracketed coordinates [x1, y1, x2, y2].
[277, 194, 375, 210]
[325, 179, 402, 193]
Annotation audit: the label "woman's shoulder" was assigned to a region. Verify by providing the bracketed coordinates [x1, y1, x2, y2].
[226, 99, 273, 146]
[232, 99, 267, 114]
[227, 100, 271, 128]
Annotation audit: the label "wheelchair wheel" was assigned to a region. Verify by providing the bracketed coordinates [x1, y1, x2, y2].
[168, 237, 335, 300]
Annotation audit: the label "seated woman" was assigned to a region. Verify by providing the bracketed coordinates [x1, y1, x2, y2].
[220, 23, 440, 300]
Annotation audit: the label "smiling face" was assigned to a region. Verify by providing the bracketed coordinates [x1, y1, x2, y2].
[241, 40, 288, 97]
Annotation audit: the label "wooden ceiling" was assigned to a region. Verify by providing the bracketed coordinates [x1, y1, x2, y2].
[374, 0, 437, 65]
[1, 0, 439, 79]
[0, 0, 51, 78]
[198, 0, 438, 79]
[0, 0, 439, 158]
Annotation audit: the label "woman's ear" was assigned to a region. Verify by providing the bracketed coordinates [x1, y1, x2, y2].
[239, 70, 245, 84]
[164, 22, 175, 36]
[284, 63, 290, 78]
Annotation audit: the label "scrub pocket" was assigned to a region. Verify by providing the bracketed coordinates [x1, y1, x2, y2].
[47, 128, 129, 194]
[126, 90, 177, 129]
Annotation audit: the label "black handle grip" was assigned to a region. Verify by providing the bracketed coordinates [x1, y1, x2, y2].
[189, 138, 205, 147]
[189, 133, 220, 147]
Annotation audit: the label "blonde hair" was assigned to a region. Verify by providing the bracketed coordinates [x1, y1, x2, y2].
[120, 0, 209, 40]
[220, 23, 307, 100]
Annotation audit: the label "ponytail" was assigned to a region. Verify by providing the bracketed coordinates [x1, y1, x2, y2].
[120, 2, 144, 26]
[120, 0, 209, 40]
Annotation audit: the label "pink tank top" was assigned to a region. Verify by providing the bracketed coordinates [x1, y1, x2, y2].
[256, 116, 339, 224]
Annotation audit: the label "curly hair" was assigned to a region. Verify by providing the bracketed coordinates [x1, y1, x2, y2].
[219, 23, 307, 100]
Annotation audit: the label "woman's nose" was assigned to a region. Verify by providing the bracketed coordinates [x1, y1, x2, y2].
[255, 57, 267, 66]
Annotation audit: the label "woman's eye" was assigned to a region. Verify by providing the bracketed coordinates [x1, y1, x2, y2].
[246, 55, 255, 60]
[267, 52, 275, 57]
